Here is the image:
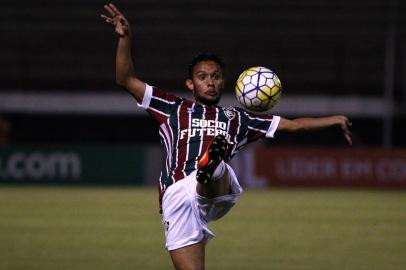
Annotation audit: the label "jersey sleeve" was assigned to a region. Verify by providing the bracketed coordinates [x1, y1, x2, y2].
[243, 110, 281, 142]
[138, 84, 180, 123]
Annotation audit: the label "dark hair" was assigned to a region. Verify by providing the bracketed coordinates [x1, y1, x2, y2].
[188, 53, 225, 78]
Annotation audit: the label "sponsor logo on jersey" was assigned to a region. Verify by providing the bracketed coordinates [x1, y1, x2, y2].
[179, 118, 233, 144]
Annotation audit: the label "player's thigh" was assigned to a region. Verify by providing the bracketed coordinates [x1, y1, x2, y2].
[169, 242, 205, 270]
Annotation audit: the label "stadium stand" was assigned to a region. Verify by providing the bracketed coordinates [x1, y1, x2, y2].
[0, 0, 405, 146]
[1, 0, 404, 95]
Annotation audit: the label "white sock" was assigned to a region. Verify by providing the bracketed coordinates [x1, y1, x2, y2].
[212, 161, 226, 181]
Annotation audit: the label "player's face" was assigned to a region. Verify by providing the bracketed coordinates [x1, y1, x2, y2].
[186, 61, 224, 106]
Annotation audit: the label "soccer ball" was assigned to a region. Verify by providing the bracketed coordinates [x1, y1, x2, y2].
[235, 66, 282, 112]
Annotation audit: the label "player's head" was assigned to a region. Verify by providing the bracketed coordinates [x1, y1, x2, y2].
[186, 53, 225, 106]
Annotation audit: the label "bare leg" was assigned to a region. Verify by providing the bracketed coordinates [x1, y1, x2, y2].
[169, 242, 205, 270]
[196, 168, 230, 198]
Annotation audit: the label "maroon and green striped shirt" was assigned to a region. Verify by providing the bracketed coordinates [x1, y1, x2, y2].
[139, 84, 280, 198]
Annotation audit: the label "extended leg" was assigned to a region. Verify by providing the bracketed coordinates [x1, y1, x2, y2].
[196, 168, 229, 198]
[196, 135, 230, 198]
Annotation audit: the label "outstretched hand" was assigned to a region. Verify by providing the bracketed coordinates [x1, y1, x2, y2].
[335, 115, 352, 145]
[101, 3, 130, 37]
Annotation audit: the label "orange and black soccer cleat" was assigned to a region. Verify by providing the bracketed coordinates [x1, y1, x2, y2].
[196, 135, 228, 184]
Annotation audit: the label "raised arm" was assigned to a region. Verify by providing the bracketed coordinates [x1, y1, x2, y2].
[277, 115, 353, 145]
[101, 3, 146, 102]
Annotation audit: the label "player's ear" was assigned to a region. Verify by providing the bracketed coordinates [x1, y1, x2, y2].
[186, 79, 194, 92]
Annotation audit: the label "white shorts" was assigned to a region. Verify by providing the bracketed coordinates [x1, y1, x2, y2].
[161, 164, 243, 251]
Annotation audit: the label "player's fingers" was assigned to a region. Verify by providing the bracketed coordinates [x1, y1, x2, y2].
[344, 132, 352, 145]
[100, 14, 113, 23]
[109, 3, 122, 15]
[340, 117, 352, 131]
[104, 4, 115, 17]
[346, 118, 352, 128]
[342, 126, 352, 144]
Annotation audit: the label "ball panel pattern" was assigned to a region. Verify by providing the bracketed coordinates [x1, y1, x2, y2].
[235, 66, 282, 112]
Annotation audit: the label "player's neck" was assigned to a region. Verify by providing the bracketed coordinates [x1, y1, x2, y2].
[194, 98, 219, 108]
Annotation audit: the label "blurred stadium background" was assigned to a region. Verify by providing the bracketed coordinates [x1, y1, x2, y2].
[0, 0, 405, 269]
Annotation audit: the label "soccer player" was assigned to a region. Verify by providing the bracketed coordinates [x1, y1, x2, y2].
[101, 4, 352, 270]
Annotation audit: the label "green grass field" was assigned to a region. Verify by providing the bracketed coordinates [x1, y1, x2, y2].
[0, 186, 405, 270]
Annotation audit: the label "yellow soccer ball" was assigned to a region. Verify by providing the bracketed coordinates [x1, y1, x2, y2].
[235, 66, 282, 112]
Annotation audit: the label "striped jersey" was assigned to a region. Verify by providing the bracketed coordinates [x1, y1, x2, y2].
[139, 84, 280, 199]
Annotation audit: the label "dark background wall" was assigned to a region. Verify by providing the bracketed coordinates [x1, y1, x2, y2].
[1, 0, 405, 146]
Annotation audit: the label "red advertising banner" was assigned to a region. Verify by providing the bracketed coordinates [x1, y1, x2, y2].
[254, 147, 406, 188]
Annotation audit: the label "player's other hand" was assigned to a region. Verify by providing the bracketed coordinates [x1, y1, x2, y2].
[334, 115, 352, 145]
[101, 3, 130, 37]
